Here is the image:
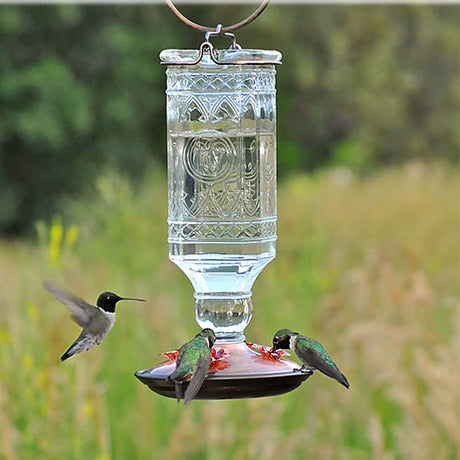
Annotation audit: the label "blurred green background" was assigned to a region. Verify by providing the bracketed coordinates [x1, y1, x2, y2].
[0, 4, 458, 235]
[0, 3, 459, 460]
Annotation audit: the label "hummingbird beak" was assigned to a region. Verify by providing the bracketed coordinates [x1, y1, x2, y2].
[120, 297, 146, 302]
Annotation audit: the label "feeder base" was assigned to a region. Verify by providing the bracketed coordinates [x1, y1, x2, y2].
[135, 341, 312, 400]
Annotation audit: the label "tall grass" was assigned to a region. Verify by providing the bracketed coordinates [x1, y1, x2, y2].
[0, 162, 458, 460]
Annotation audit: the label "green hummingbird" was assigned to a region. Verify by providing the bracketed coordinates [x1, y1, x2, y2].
[43, 280, 145, 361]
[168, 328, 216, 405]
[272, 329, 350, 389]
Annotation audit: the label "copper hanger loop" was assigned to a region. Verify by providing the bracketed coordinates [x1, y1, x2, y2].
[165, 0, 270, 33]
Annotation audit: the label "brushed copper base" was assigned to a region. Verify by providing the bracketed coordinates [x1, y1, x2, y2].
[135, 341, 312, 400]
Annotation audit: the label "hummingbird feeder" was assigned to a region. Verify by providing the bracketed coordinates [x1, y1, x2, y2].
[136, 0, 311, 399]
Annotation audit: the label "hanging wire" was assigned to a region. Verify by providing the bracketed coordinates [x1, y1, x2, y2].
[165, 0, 270, 33]
[162, 0, 280, 66]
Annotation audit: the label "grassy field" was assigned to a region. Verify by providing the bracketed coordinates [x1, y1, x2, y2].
[0, 161, 459, 460]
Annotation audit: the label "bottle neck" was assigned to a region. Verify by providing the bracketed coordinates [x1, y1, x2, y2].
[195, 292, 253, 343]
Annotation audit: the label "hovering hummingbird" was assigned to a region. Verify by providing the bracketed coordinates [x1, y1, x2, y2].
[43, 280, 145, 361]
[168, 328, 216, 405]
[272, 329, 350, 389]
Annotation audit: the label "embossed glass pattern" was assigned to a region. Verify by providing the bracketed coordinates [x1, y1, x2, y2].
[161, 49, 281, 341]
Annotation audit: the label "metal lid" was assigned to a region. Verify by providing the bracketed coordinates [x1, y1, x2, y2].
[160, 47, 282, 66]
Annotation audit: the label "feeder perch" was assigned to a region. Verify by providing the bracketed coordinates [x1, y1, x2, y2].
[136, 1, 312, 399]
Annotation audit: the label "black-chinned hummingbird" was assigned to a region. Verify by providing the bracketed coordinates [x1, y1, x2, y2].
[168, 328, 216, 405]
[43, 280, 145, 361]
[272, 329, 350, 389]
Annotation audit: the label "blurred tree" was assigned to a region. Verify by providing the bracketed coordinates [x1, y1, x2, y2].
[0, 5, 458, 235]
[265, 6, 460, 171]
[0, 5, 176, 234]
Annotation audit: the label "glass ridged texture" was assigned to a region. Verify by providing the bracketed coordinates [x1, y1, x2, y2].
[161, 49, 281, 341]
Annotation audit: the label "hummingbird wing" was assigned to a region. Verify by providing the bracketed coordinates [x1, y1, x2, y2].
[296, 336, 350, 389]
[183, 353, 211, 406]
[43, 280, 97, 327]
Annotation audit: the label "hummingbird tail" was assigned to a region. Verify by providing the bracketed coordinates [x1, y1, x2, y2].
[60, 335, 91, 362]
[61, 339, 79, 361]
[168, 369, 190, 404]
[338, 372, 350, 389]
[61, 348, 74, 362]
[174, 382, 183, 404]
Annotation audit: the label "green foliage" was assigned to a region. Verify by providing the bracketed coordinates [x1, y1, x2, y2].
[0, 6, 174, 234]
[0, 5, 458, 235]
[0, 162, 459, 459]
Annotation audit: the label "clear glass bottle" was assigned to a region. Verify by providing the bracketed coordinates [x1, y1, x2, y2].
[161, 48, 282, 342]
